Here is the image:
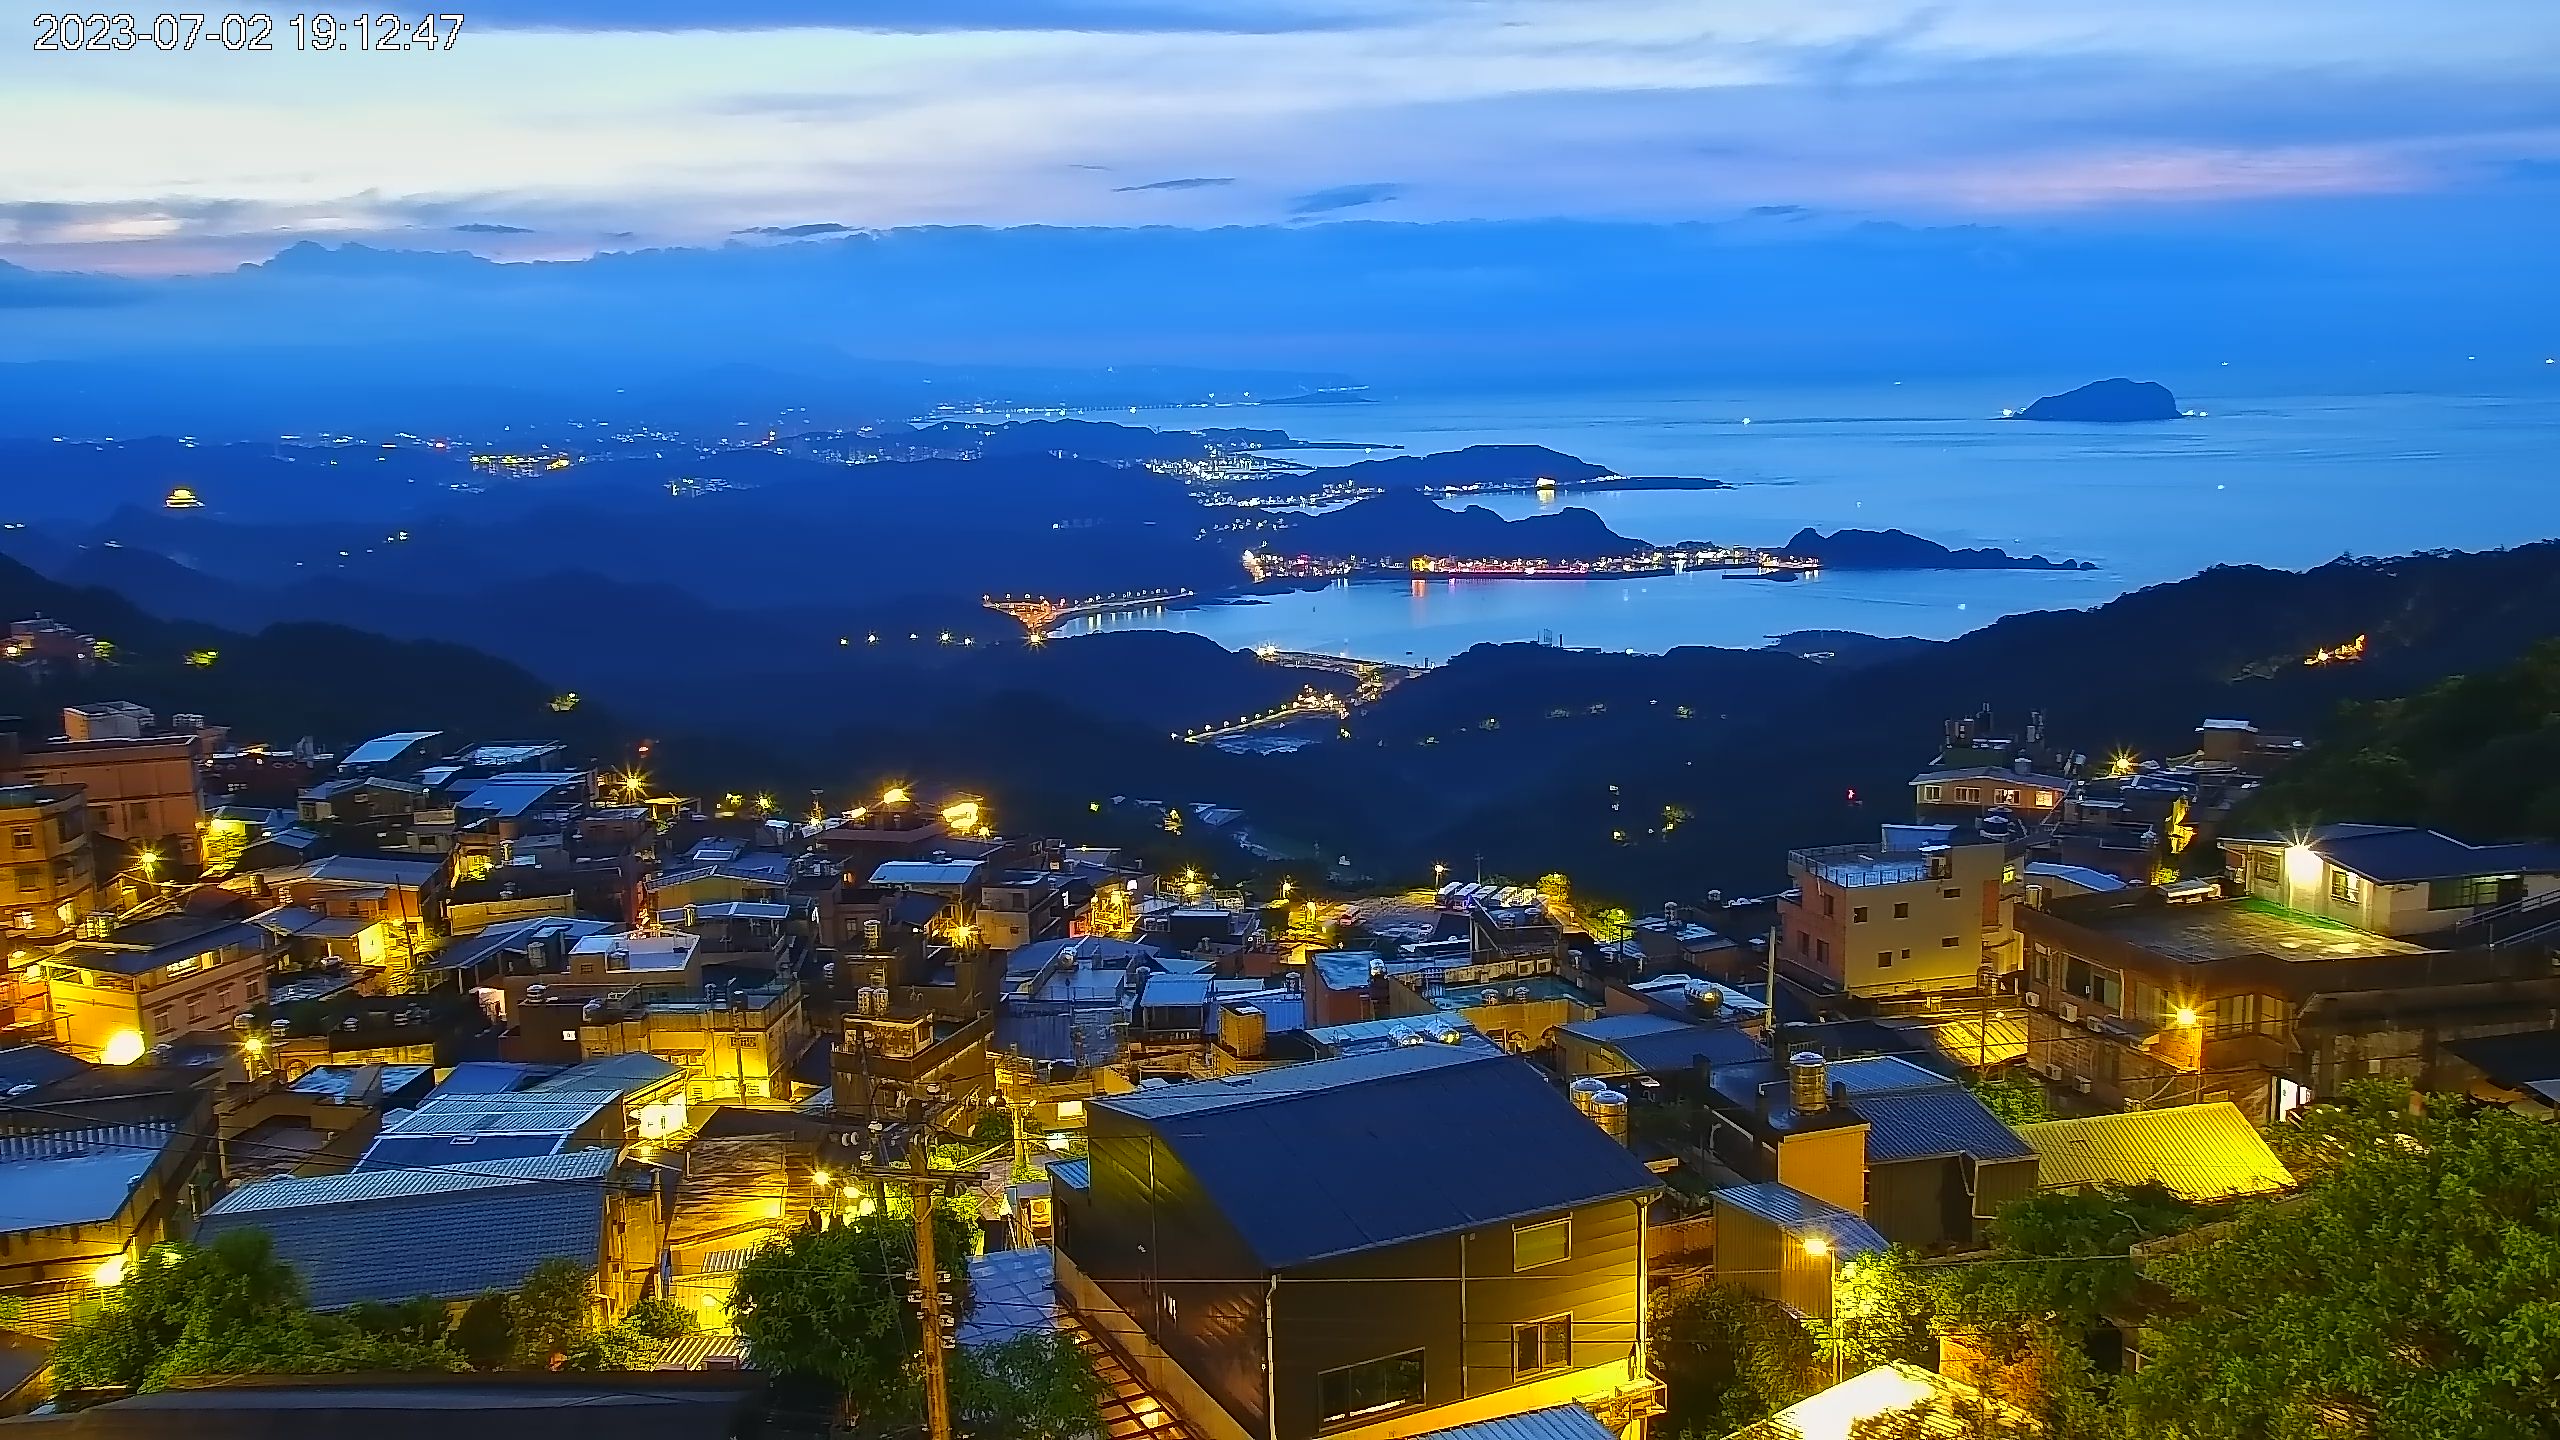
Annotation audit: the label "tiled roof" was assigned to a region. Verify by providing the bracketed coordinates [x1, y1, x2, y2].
[200, 1149, 613, 1309]
[1711, 1182, 1890, 1261]
[2016, 1102, 2293, 1200]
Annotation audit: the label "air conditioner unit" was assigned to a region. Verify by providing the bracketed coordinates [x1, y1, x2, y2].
[2022, 991, 2042, 1009]
[2075, 1077, 2094, 1094]
[2059, 1001, 2081, 1023]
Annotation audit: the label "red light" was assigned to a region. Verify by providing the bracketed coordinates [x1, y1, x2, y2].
[1845, 788, 1859, 803]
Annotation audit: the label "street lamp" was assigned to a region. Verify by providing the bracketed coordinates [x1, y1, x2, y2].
[1802, 1235, 1840, 1383]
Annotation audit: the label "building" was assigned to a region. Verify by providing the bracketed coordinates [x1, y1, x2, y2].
[1054, 1044, 1662, 1440]
[0, 785, 98, 949]
[0, 1373, 768, 1440]
[2017, 884, 2560, 1121]
[2221, 825, 2560, 941]
[3, 707, 207, 865]
[0, 1064, 218, 1321]
[198, 1147, 664, 1312]
[2013, 1101, 2293, 1202]
[40, 904, 279, 1062]
[497, 932, 814, 1106]
[246, 854, 448, 992]
[1779, 824, 2023, 996]
[1709, 1182, 1891, 1323]
[1908, 709, 2073, 826]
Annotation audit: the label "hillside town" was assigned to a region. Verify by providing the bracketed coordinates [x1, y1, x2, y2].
[0, 690, 2552, 1440]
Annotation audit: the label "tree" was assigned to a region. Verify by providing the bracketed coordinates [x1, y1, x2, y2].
[2124, 1089, 2560, 1440]
[728, 1212, 973, 1425]
[508, 1258, 599, 1371]
[1965, 1070, 2054, 1127]
[451, 1292, 516, 1371]
[949, 1331, 1105, 1440]
[53, 1231, 465, 1393]
[1649, 1280, 1823, 1438]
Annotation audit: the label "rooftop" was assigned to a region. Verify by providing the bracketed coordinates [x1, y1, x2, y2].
[379, 1090, 616, 1138]
[2057, 896, 2428, 964]
[338, 731, 443, 767]
[2228, 825, 2560, 885]
[2016, 1101, 2293, 1200]
[1097, 1045, 1657, 1270]
[1712, 1182, 1890, 1261]
[1556, 1011, 1767, 1075]
[0, 1121, 176, 1230]
[1824, 1056, 2034, 1164]
[870, 859, 987, 887]
[54, 916, 268, 977]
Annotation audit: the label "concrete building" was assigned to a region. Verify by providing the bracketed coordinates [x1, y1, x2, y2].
[2220, 825, 2560, 942]
[2018, 885, 2560, 1121]
[0, 784, 98, 949]
[1779, 824, 2023, 997]
[40, 905, 279, 1061]
[0, 1063, 218, 1322]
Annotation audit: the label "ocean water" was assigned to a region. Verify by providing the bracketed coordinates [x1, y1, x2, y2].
[1065, 379, 2560, 659]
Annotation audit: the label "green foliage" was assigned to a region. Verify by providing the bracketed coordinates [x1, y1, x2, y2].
[1821, 1252, 1939, 1377]
[2123, 1090, 2560, 1440]
[1965, 1070, 2055, 1127]
[1934, 1183, 2207, 1343]
[508, 1258, 598, 1370]
[451, 1293, 516, 1371]
[728, 1214, 972, 1417]
[1648, 1280, 1822, 1438]
[2240, 636, 2560, 839]
[949, 1330, 1107, 1440]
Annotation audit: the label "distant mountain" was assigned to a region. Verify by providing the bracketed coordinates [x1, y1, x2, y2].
[2018, 378, 2180, 422]
[1780, 528, 2096, 571]
[1307, 444, 1610, 489]
[1271, 491, 1640, 560]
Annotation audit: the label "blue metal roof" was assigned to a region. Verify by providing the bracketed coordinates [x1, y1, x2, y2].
[358, 1132, 568, 1170]
[1712, 1182, 1890, 1261]
[201, 1149, 614, 1309]
[1558, 1012, 1768, 1074]
[430, 1061, 557, 1095]
[0, 1122, 175, 1230]
[341, 730, 441, 767]
[1098, 1046, 1657, 1270]
[1411, 1404, 1621, 1440]
[1826, 1057, 2034, 1164]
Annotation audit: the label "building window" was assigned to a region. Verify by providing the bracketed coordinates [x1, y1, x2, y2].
[1940, 936, 1959, 948]
[1920, 786, 1941, 802]
[1318, 1350, 1425, 1427]
[1513, 1217, 1572, 1270]
[1893, 902, 1909, 919]
[1851, 906, 1868, 924]
[1876, 951, 1894, 968]
[1954, 787, 1981, 803]
[1815, 939, 1830, 966]
[1899, 949, 1912, 961]
[2427, 875, 2514, 910]
[2329, 869, 2363, 904]
[1942, 887, 1964, 899]
[2250, 852, 2279, 884]
[1514, 1316, 1573, 1377]
[1820, 893, 1835, 917]
[7, 827, 28, 849]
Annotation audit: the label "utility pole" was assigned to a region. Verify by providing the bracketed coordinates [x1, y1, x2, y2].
[910, 1137, 955, 1440]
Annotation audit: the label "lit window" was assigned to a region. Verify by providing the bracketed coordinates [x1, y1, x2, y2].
[1514, 1316, 1572, 1377]
[1514, 1217, 1571, 1270]
[1940, 936, 1959, 948]
[2329, 869, 2363, 904]
[1318, 1350, 1423, 1426]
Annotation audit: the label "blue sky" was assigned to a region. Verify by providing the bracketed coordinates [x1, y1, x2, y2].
[4, 0, 2558, 271]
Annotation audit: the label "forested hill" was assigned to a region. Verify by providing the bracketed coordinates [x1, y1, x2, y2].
[2237, 637, 2560, 841]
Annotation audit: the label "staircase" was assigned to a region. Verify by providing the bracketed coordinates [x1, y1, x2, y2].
[2455, 888, 2560, 952]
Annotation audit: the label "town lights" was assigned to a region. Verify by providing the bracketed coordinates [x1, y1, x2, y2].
[882, 785, 911, 806]
[1800, 1235, 1830, 1259]
[2173, 1007, 2200, 1028]
[100, 1030, 146, 1066]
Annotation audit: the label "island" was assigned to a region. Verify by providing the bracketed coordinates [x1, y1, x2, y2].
[2016, 378, 2181, 423]
[1778, 528, 2097, 571]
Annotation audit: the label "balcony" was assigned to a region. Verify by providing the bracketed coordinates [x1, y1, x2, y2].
[1789, 844, 1945, 888]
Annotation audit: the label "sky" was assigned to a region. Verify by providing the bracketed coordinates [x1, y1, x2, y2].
[5, 0, 2559, 272]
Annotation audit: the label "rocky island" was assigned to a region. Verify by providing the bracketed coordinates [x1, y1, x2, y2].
[1779, 528, 2097, 571]
[2017, 378, 2181, 422]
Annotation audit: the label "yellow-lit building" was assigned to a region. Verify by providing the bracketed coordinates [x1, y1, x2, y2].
[0, 1065, 218, 1327]
[0, 785, 98, 949]
[43, 908, 279, 1062]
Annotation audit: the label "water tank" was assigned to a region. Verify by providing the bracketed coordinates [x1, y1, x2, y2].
[1788, 1051, 1830, 1114]
[1368, 958, 1386, 980]
[1706, 889, 1724, 906]
[1569, 1076, 1609, 1115]
[268, 1018, 291, 1036]
[581, 999, 606, 1023]
[1591, 1089, 1630, 1144]
[527, 984, 549, 1003]
[2014, 755, 2033, 774]
[1686, 981, 1725, 1017]
[1219, 1003, 1267, 1060]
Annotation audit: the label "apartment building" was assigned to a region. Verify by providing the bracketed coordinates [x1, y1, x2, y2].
[1779, 823, 2023, 996]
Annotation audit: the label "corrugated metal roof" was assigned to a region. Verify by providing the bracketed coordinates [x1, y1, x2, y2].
[653, 1334, 749, 1371]
[201, 1150, 613, 1309]
[0, 1122, 175, 1230]
[1711, 1182, 1890, 1261]
[536, 1053, 681, 1097]
[1559, 1012, 1768, 1075]
[1824, 1056, 2034, 1164]
[341, 731, 442, 766]
[359, 1132, 569, 1170]
[2016, 1102, 2294, 1200]
[382, 1091, 614, 1136]
[1410, 1404, 1620, 1440]
[870, 860, 986, 886]
[1098, 1047, 1657, 1269]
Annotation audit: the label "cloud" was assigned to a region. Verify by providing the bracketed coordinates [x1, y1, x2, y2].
[1288, 182, 1406, 215]
[1113, 177, 1238, 192]
[467, 0, 1371, 33]
[734, 222, 860, 238]
[451, 222, 535, 234]
[1746, 204, 1811, 217]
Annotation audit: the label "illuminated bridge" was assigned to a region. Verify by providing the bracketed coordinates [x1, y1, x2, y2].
[983, 589, 1195, 637]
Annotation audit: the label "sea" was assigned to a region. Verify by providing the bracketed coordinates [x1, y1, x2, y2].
[1059, 378, 2560, 663]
